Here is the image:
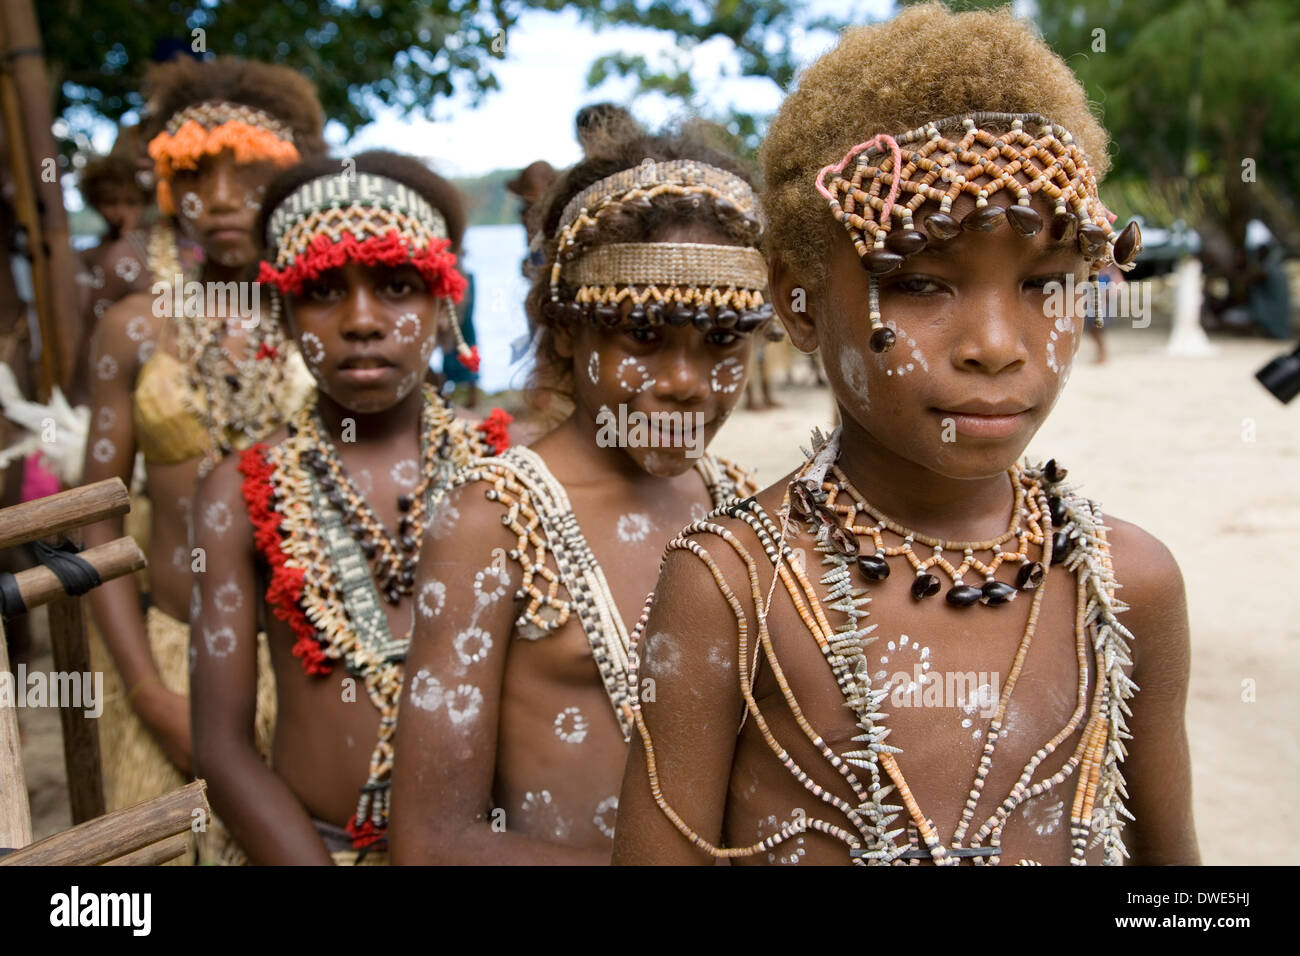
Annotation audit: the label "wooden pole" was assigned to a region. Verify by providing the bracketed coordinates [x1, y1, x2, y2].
[45, 520, 104, 823]
[0, 617, 34, 850]
[101, 831, 190, 867]
[0, 779, 205, 865]
[8, 535, 144, 611]
[0, 477, 129, 551]
[0, 0, 83, 396]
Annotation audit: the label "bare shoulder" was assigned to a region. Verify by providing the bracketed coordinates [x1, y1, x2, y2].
[98, 291, 161, 341]
[423, 463, 521, 556]
[1102, 514, 1190, 683]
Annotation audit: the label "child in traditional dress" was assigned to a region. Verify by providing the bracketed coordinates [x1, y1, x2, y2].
[613, 3, 1199, 866]
[190, 151, 510, 865]
[389, 129, 768, 864]
[79, 57, 325, 863]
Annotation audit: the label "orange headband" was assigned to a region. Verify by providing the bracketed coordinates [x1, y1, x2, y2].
[147, 101, 300, 214]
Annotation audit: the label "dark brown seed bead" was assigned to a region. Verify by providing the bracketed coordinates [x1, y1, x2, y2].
[870, 326, 896, 353]
[980, 580, 1018, 606]
[361, 541, 377, 559]
[1113, 220, 1142, 265]
[1049, 211, 1077, 242]
[924, 211, 961, 240]
[1015, 561, 1045, 590]
[885, 228, 927, 256]
[645, 303, 665, 326]
[1049, 495, 1067, 527]
[224, 373, 242, 391]
[627, 305, 648, 327]
[400, 535, 417, 551]
[1006, 204, 1043, 237]
[962, 205, 1006, 232]
[386, 589, 401, 606]
[1078, 222, 1108, 258]
[716, 308, 739, 329]
[865, 249, 904, 274]
[1051, 530, 1071, 565]
[735, 310, 761, 332]
[911, 573, 941, 599]
[397, 494, 412, 512]
[946, 584, 983, 607]
[564, 302, 587, 324]
[692, 308, 714, 332]
[857, 553, 890, 581]
[667, 304, 693, 327]
[542, 300, 565, 321]
[595, 303, 621, 327]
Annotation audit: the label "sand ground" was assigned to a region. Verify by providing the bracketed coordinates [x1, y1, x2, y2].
[16, 323, 1299, 864]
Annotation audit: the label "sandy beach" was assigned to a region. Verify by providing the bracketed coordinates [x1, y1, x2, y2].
[16, 323, 1298, 865]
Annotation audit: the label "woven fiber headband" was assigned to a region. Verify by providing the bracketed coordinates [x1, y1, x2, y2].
[258, 170, 475, 369]
[817, 112, 1142, 353]
[546, 159, 771, 333]
[147, 99, 300, 215]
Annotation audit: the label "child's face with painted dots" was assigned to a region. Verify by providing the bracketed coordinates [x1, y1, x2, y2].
[781, 185, 1092, 480]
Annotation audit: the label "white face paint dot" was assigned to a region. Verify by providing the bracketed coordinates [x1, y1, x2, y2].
[396, 369, 420, 400]
[710, 357, 745, 394]
[417, 579, 447, 619]
[204, 626, 236, 658]
[180, 192, 203, 219]
[689, 502, 709, 522]
[593, 795, 618, 839]
[429, 501, 460, 540]
[355, 469, 373, 495]
[587, 351, 600, 385]
[213, 580, 243, 614]
[408, 669, 444, 711]
[615, 356, 655, 394]
[203, 500, 232, 535]
[453, 627, 493, 667]
[91, 438, 116, 463]
[446, 684, 483, 726]
[137, 340, 156, 365]
[616, 512, 651, 543]
[96, 354, 119, 380]
[299, 332, 325, 366]
[393, 312, 420, 345]
[390, 459, 418, 487]
[553, 706, 589, 744]
[189, 644, 198, 674]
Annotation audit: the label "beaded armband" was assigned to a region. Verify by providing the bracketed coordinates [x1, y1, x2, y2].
[817, 113, 1143, 354]
[147, 99, 300, 215]
[544, 158, 772, 334]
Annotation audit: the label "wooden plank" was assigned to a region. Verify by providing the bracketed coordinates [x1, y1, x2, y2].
[0, 619, 33, 850]
[101, 831, 191, 867]
[0, 478, 130, 552]
[46, 592, 105, 823]
[0, 779, 207, 866]
[10, 536, 145, 612]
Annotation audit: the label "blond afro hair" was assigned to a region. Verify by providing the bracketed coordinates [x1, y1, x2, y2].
[761, 2, 1109, 288]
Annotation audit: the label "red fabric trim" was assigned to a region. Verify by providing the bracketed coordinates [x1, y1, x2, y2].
[238, 444, 333, 677]
[256, 342, 279, 361]
[258, 231, 468, 303]
[476, 407, 513, 455]
[345, 814, 386, 851]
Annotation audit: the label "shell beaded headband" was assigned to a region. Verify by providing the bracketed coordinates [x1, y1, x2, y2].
[817, 112, 1142, 353]
[257, 171, 475, 370]
[147, 100, 301, 215]
[546, 158, 772, 333]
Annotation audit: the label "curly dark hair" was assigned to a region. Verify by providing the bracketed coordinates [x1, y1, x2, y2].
[525, 122, 763, 407]
[257, 150, 467, 254]
[79, 155, 149, 210]
[141, 55, 326, 159]
[760, 2, 1110, 290]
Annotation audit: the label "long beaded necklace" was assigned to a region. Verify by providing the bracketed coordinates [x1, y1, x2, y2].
[294, 391, 453, 605]
[246, 385, 479, 847]
[627, 429, 1138, 864]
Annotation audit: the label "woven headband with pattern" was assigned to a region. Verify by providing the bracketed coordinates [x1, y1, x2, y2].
[557, 158, 760, 236]
[817, 112, 1142, 354]
[164, 100, 295, 142]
